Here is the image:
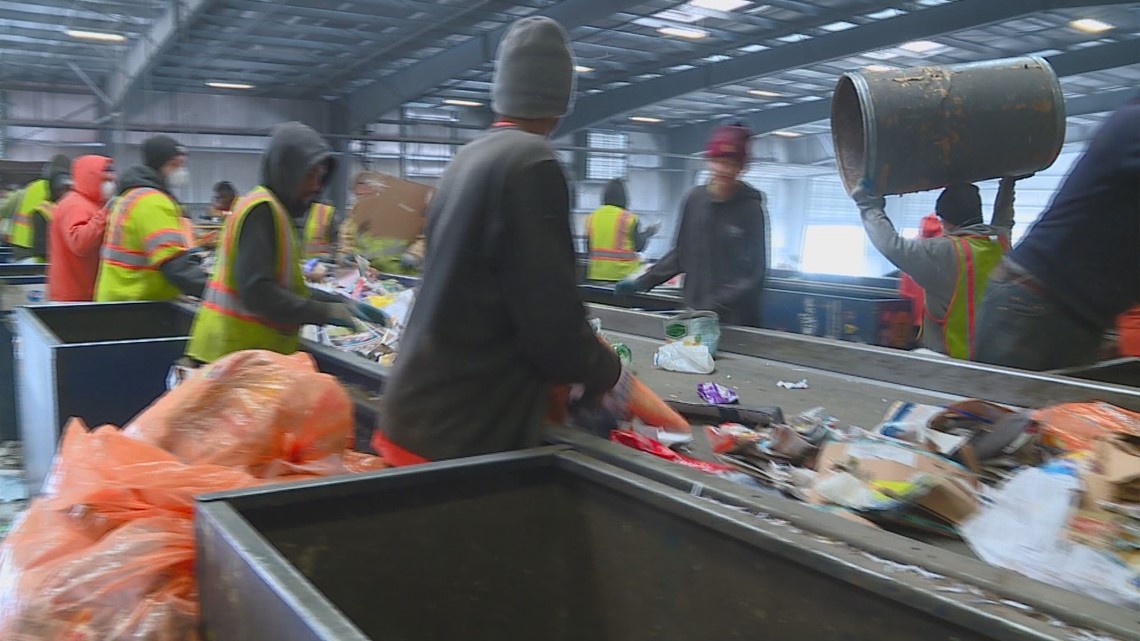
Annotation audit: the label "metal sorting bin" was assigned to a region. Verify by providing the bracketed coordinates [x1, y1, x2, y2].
[195, 447, 1117, 641]
[15, 302, 191, 490]
[0, 263, 48, 441]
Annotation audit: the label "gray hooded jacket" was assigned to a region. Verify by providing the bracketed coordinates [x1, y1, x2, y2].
[232, 122, 343, 326]
[855, 179, 1016, 355]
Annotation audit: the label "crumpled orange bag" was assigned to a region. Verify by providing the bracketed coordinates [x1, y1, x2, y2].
[1033, 401, 1140, 452]
[0, 349, 386, 641]
[125, 350, 355, 475]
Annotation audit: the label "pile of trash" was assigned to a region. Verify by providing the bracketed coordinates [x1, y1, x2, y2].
[0, 350, 386, 641]
[303, 261, 417, 365]
[612, 392, 1140, 608]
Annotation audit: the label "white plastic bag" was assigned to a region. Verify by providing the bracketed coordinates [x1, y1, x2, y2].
[654, 343, 715, 375]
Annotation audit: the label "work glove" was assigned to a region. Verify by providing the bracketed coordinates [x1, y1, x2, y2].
[352, 300, 391, 327]
[850, 178, 885, 211]
[325, 303, 360, 330]
[644, 222, 662, 237]
[614, 278, 641, 297]
[568, 366, 633, 437]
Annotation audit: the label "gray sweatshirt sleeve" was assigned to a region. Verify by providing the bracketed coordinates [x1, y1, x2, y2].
[856, 194, 946, 291]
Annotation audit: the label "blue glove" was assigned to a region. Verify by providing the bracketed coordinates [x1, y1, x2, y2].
[614, 278, 640, 297]
[352, 300, 390, 327]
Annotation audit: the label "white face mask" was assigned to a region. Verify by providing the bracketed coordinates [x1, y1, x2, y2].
[167, 166, 190, 189]
[100, 180, 116, 201]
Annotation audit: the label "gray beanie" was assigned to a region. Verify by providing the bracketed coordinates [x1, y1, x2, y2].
[492, 17, 575, 120]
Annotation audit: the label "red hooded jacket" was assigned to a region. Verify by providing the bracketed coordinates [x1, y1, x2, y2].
[48, 155, 112, 301]
[898, 214, 943, 324]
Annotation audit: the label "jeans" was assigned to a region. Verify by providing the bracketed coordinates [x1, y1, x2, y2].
[974, 275, 1104, 372]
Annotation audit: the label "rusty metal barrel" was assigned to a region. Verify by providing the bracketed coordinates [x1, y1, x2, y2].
[831, 56, 1065, 196]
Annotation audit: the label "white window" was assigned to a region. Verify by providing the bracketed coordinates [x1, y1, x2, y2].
[801, 225, 867, 276]
[585, 131, 628, 181]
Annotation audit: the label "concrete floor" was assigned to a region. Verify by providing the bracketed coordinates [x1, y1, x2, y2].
[615, 333, 962, 429]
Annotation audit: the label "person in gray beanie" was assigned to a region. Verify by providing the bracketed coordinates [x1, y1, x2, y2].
[377, 16, 640, 465]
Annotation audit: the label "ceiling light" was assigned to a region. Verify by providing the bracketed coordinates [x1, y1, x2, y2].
[1070, 18, 1114, 33]
[658, 26, 709, 39]
[771, 130, 802, 137]
[821, 21, 857, 32]
[442, 99, 482, 107]
[65, 29, 125, 42]
[655, 8, 704, 23]
[864, 64, 895, 72]
[574, 65, 594, 73]
[748, 89, 783, 97]
[688, 0, 751, 11]
[206, 81, 254, 90]
[629, 116, 663, 123]
[900, 40, 943, 53]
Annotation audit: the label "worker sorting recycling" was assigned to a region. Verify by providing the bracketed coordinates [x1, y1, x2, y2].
[46, 155, 115, 302]
[184, 121, 389, 365]
[584, 177, 659, 281]
[10, 154, 71, 264]
[615, 122, 770, 328]
[94, 136, 208, 302]
[376, 16, 636, 465]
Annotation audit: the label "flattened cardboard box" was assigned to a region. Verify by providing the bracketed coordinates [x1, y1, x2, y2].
[352, 173, 434, 241]
[815, 441, 978, 525]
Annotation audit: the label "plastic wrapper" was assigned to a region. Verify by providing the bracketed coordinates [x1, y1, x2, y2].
[125, 350, 354, 475]
[1033, 402, 1140, 452]
[696, 382, 738, 405]
[654, 342, 715, 374]
[610, 429, 731, 475]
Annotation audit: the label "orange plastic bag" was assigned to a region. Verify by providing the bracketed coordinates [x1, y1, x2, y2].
[125, 350, 354, 475]
[1033, 402, 1140, 452]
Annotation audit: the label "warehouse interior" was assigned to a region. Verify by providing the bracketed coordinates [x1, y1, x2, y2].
[1, 1, 1140, 640]
[3, 0, 1137, 275]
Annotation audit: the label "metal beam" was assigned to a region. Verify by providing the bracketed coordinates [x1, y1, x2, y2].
[556, 0, 1137, 136]
[342, 0, 648, 130]
[665, 39, 1140, 153]
[105, 0, 215, 109]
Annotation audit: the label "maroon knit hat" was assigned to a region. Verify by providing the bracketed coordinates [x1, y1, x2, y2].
[706, 123, 752, 164]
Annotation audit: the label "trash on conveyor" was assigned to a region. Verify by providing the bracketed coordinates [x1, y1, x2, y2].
[654, 342, 714, 374]
[696, 382, 738, 405]
[777, 378, 809, 390]
[606, 394, 1140, 609]
[0, 350, 387, 640]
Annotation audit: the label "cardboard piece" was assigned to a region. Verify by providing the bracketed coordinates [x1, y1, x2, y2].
[351, 173, 433, 241]
[814, 440, 978, 527]
[1092, 433, 1140, 504]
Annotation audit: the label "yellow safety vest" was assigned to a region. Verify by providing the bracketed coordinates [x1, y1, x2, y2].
[303, 202, 335, 258]
[11, 177, 54, 261]
[586, 204, 640, 281]
[94, 187, 190, 302]
[927, 234, 1008, 360]
[186, 186, 307, 364]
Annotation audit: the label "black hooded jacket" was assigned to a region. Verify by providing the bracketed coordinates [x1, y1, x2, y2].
[232, 122, 342, 326]
[114, 164, 208, 298]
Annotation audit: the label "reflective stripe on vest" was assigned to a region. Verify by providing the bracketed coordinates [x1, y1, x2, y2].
[101, 187, 162, 269]
[926, 234, 1007, 360]
[304, 203, 335, 257]
[11, 201, 53, 249]
[587, 205, 640, 281]
[186, 186, 307, 363]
